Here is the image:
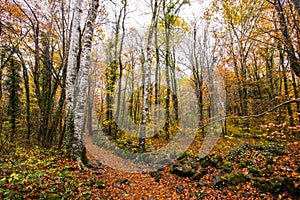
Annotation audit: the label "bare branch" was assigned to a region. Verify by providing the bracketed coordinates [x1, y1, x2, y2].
[200, 98, 300, 129]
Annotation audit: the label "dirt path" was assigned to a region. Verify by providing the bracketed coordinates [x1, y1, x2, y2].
[83, 135, 298, 199]
[84, 135, 149, 173]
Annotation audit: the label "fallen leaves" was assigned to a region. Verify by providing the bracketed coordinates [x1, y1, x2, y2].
[0, 136, 299, 199]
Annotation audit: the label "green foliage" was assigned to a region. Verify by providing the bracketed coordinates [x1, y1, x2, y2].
[222, 161, 233, 173]
[0, 146, 105, 199]
[225, 172, 246, 185]
[3, 56, 22, 136]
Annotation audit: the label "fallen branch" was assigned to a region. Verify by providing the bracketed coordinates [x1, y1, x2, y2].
[227, 98, 300, 119]
[200, 98, 300, 129]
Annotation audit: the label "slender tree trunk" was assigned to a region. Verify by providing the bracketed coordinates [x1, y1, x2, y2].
[279, 47, 295, 126]
[23, 60, 31, 140]
[0, 66, 2, 101]
[171, 47, 179, 122]
[154, 16, 160, 137]
[32, 23, 46, 144]
[58, 1, 68, 147]
[291, 72, 300, 122]
[116, 1, 127, 126]
[274, 0, 300, 77]
[163, 0, 171, 140]
[16, 52, 31, 140]
[139, 0, 158, 151]
[192, 26, 204, 135]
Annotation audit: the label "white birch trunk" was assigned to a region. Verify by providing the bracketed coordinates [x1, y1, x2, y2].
[65, 0, 83, 158]
[66, 0, 82, 112]
[139, 0, 158, 151]
[66, 0, 99, 161]
[74, 0, 99, 157]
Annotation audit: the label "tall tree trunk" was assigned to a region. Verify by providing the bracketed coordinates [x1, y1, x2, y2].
[115, 1, 127, 127]
[65, 0, 83, 157]
[291, 72, 300, 122]
[139, 0, 158, 152]
[163, 0, 171, 140]
[274, 0, 300, 77]
[171, 47, 179, 122]
[66, 0, 99, 163]
[18, 53, 31, 140]
[74, 0, 98, 162]
[279, 47, 295, 126]
[154, 15, 160, 137]
[87, 75, 93, 135]
[192, 26, 204, 135]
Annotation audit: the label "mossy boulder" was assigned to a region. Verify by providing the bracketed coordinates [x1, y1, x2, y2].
[211, 155, 223, 168]
[156, 158, 172, 166]
[176, 185, 185, 194]
[266, 156, 274, 165]
[253, 178, 282, 194]
[4, 190, 24, 200]
[150, 171, 163, 182]
[281, 177, 297, 195]
[116, 178, 129, 185]
[177, 151, 188, 161]
[265, 178, 282, 194]
[222, 161, 233, 173]
[252, 177, 265, 188]
[266, 166, 274, 175]
[226, 172, 247, 185]
[248, 166, 260, 177]
[236, 162, 246, 169]
[192, 168, 207, 181]
[212, 174, 226, 189]
[196, 155, 212, 168]
[236, 159, 252, 169]
[171, 164, 196, 177]
[95, 180, 106, 189]
[259, 169, 268, 177]
[226, 143, 251, 160]
[254, 177, 299, 197]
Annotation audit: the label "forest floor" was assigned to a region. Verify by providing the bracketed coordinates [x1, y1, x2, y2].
[0, 135, 300, 199]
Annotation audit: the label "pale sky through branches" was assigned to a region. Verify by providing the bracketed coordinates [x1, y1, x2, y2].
[103, 0, 209, 31]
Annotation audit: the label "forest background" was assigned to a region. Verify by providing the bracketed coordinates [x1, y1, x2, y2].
[1, 0, 300, 199]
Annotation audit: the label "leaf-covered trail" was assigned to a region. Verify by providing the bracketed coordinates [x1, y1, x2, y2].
[1, 136, 299, 199]
[85, 135, 197, 199]
[84, 135, 146, 173]
[84, 135, 202, 199]
[84, 135, 300, 199]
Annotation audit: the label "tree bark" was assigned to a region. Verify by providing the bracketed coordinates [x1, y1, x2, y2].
[139, 0, 158, 152]
[65, 0, 83, 159]
[274, 0, 300, 77]
[66, 0, 99, 163]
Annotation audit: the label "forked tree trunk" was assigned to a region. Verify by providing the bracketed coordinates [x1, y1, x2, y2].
[66, 0, 99, 163]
